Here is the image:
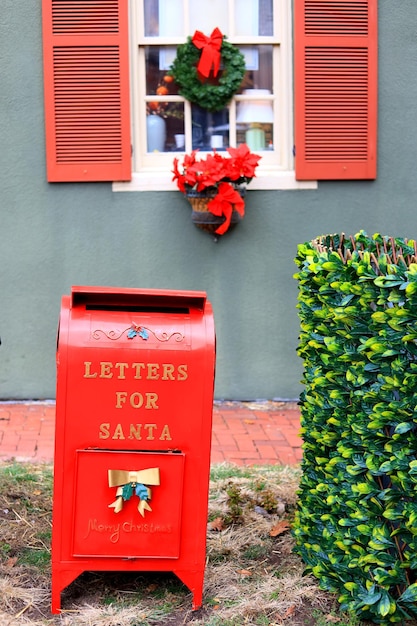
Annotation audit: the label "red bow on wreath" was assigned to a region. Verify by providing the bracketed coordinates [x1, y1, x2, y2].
[192, 27, 223, 79]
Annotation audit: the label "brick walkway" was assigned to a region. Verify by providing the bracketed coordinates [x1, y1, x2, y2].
[0, 400, 302, 466]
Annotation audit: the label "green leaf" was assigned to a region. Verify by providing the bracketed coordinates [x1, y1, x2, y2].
[371, 311, 388, 323]
[383, 507, 403, 521]
[322, 261, 343, 271]
[368, 539, 390, 550]
[352, 482, 373, 494]
[405, 281, 417, 296]
[359, 590, 382, 606]
[394, 422, 413, 434]
[381, 349, 400, 357]
[377, 591, 394, 617]
[399, 583, 417, 604]
[374, 275, 405, 288]
[378, 460, 393, 472]
[340, 294, 355, 306]
[357, 524, 371, 535]
[344, 581, 359, 592]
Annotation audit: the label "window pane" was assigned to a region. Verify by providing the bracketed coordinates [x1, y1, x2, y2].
[189, 0, 228, 35]
[145, 45, 184, 154]
[144, 0, 158, 36]
[147, 102, 185, 153]
[235, 0, 259, 36]
[259, 0, 273, 35]
[145, 46, 180, 96]
[238, 45, 273, 93]
[192, 106, 229, 151]
[235, 0, 273, 35]
[144, 0, 184, 36]
[236, 89, 274, 151]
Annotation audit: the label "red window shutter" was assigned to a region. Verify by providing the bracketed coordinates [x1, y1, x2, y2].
[42, 0, 131, 182]
[294, 0, 377, 180]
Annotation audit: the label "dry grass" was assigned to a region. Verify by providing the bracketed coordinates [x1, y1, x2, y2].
[0, 461, 368, 626]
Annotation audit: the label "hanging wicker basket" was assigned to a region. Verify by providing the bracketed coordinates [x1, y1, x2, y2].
[186, 187, 246, 240]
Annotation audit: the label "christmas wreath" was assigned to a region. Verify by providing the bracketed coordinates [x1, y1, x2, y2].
[169, 28, 246, 112]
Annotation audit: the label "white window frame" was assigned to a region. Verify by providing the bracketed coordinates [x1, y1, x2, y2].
[113, 0, 317, 192]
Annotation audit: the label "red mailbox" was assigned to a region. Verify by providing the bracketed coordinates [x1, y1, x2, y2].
[52, 286, 215, 613]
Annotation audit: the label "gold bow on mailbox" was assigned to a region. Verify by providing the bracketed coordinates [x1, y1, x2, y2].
[108, 468, 160, 517]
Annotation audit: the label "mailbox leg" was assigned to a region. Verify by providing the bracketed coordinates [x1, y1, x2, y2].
[175, 568, 205, 610]
[51, 568, 80, 614]
[191, 587, 203, 611]
[51, 588, 62, 614]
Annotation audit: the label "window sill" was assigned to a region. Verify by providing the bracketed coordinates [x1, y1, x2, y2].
[112, 170, 318, 192]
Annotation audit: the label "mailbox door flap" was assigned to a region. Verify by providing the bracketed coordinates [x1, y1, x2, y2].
[72, 450, 184, 559]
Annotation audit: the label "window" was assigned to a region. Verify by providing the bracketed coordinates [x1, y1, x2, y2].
[42, 0, 377, 186]
[127, 0, 299, 190]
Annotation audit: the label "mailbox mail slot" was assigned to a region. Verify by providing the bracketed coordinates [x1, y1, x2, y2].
[51, 286, 215, 613]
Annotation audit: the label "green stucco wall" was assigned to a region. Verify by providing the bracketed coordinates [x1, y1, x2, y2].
[1, 1, 417, 400]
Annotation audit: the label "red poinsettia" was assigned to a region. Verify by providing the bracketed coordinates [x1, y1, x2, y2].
[225, 143, 261, 180]
[172, 158, 186, 192]
[172, 143, 261, 234]
[187, 153, 225, 191]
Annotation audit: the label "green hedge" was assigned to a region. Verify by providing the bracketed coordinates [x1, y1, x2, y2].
[293, 232, 417, 624]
